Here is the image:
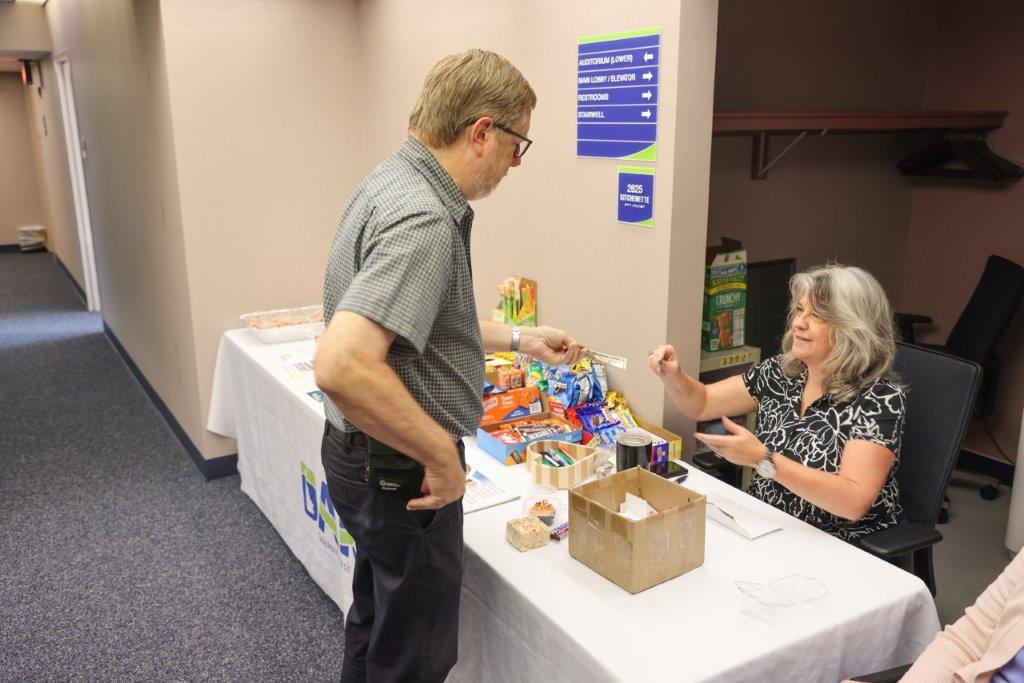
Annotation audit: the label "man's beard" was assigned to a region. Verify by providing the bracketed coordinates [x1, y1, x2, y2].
[472, 157, 505, 200]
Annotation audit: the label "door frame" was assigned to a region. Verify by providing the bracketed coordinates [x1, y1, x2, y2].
[53, 53, 101, 312]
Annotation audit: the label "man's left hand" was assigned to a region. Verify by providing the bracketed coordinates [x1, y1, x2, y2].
[693, 416, 765, 467]
[519, 326, 586, 365]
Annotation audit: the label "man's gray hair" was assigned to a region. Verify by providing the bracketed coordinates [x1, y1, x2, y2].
[409, 49, 536, 148]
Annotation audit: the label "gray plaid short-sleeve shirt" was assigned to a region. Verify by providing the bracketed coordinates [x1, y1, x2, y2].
[322, 137, 485, 438]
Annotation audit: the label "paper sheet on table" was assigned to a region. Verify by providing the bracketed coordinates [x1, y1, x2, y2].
[619, 492, 657, 521]
[706, 493, 782, 540]
[463, 469, 517, 514]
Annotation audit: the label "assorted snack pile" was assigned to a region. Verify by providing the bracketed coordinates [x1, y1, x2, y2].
[487, 417, 575, 447]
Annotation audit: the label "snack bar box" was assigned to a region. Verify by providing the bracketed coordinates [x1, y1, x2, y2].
[476, 412, 582, 466]
[480, 386, 543, 426]
[569, 467, 706, 594]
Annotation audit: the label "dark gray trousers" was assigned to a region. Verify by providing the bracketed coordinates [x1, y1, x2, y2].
[321, 422, 464, 683]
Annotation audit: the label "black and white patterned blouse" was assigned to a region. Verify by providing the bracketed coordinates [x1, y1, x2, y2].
[741, 356, 905, 541]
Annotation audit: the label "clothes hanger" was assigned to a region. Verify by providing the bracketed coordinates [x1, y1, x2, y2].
[898, 129, 1023, 179]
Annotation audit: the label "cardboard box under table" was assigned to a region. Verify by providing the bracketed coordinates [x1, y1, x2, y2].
[569, 467, 706, 594]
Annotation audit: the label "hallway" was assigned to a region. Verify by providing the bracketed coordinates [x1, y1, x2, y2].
[0, 252, 344, 680]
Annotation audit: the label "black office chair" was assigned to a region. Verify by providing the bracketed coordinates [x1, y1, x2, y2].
[854, 343, 981, 600]
[896, 255, 1024, 510]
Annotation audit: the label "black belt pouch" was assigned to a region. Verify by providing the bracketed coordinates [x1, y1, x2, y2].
[365, 437, 425, 495]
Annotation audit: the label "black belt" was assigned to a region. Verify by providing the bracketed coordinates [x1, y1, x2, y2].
[342, 430, 370, 449]
[343, 430, 464, 451]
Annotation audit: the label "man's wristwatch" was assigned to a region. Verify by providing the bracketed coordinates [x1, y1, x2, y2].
[755, 449, 777, 480]
[510, 326, 521, 353]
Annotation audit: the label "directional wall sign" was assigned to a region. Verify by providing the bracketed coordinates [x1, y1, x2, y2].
[577, 27, 661, 160]
[617, 166, 654, 227]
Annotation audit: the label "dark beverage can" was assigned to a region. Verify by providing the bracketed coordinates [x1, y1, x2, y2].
[616, 431, 653, 471]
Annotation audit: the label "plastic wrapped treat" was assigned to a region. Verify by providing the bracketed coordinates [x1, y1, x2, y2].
[506, 516, 551, 552]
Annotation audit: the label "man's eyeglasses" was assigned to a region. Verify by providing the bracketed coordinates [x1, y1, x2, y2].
[493, 122, 533, 159]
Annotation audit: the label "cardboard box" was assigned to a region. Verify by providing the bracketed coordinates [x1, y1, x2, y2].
[702, 238, 747, 352]
[526, 440, 599, 489]
[480, 386, 543, 426]
[634, 417, 683, 466]
[569, 467, 705, 593]
[476, 412, 582, 466]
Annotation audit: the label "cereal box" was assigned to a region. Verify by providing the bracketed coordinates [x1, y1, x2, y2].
[702, 238, 747, 351]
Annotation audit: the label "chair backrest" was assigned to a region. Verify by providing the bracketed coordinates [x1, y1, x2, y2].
[946, 255, 1024, 363]
[892, 342, 981, 527]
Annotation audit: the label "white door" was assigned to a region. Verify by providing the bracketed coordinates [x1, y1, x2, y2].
[54, 55, 101, 312]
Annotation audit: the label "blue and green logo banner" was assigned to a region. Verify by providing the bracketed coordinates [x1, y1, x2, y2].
[577, 27, 661, 160]
[301, 461, 356, 559]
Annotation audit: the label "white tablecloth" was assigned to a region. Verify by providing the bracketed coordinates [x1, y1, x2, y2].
[209, 329, 941, 682]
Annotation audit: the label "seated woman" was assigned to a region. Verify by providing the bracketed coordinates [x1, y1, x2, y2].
[650, 264, 904, 541]
[849, 549, 1024, 682]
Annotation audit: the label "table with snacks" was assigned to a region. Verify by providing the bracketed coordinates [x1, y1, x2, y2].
[208, 327, 941, 683]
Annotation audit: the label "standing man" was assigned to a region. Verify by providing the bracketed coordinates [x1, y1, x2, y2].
[314, 49, 585, 682]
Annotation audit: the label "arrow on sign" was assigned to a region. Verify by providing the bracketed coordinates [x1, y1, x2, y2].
[641, 109, 652, 119]
[644, 52, 654, 62]
[641, 90, 653, 100]
[642, 71, 653, 81]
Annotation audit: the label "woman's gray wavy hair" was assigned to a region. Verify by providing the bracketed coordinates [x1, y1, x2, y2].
[780, 264, 898, 402]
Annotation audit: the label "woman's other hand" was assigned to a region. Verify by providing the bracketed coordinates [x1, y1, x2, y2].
[694, 416, 766, 467]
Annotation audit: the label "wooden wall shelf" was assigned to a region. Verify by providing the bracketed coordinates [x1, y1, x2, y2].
[713, 110, 1008, 135]
[712, 110, 1010, 179]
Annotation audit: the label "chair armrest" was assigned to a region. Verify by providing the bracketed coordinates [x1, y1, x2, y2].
[857, 523, 942, 559]
[894, 313, 934, 343]
[849, 663, 913, 683]
[894, 313, 933, 325]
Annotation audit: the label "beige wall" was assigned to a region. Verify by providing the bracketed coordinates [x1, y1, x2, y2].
[44, 0, 204, 450]
[355, 0, 718, 435]
[34, 0, 718, 460]
[708, 0, 936, 301]
[0, 2, 50, 57]
[159, 0, 364, 458]
[904, 0, 1024, 461]
[0, 72, 44, 244]
[664, 0, 720, 441]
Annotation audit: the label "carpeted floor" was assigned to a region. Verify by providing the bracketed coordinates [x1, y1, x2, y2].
[934, 475, 1014, 626]
[0, 252, 344, 681]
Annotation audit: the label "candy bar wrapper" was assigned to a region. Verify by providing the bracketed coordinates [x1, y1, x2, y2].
[549, 521, 570, 541]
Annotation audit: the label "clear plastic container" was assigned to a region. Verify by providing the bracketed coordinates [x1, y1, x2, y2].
[241, 305, 325, 344]
[736, 574, 829, 625]
[522, 483, 560, 526]
[770, 574, 829, 603]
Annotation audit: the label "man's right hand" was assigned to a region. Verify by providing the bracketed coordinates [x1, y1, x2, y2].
[407, 446, 466, 510]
